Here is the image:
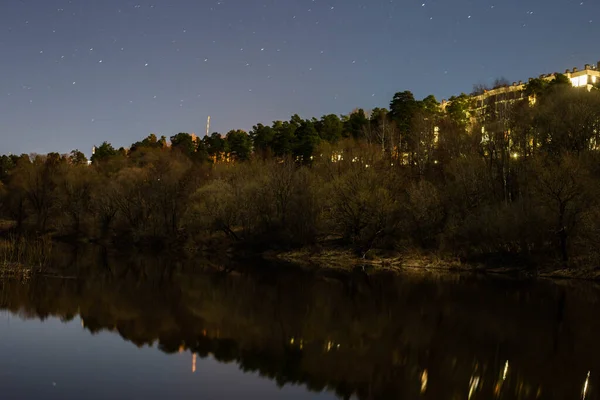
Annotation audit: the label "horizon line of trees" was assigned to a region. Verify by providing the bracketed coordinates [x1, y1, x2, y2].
[1, 76, 600, 267]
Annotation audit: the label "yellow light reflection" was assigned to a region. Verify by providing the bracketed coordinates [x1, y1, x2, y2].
[503, 360, 509, 381]
[192, 353, 197, 373]
[582, 371, 590, 399]
[420, 369, 428, 394]
[468, 376, 480, 400]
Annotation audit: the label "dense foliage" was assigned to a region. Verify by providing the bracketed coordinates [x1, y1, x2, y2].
[2, 80, 600, 266]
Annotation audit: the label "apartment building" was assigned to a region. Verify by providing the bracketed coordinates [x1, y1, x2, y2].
[441, 61, 600, 124]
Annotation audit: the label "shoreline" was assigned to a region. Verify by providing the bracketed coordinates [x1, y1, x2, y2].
[265, 248, 600, 282]
[2, 231, 599, 282]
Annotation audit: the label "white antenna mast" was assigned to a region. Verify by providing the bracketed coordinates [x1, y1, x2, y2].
[206, 116, 211, 137]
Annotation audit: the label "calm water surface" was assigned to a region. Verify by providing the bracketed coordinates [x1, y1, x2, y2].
[0, 257, 599, 399]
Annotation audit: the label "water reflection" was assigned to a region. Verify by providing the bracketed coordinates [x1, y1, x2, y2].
[0, 249, 599, 399]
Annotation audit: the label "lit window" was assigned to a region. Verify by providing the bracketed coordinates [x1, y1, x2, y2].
[593, 76, 597, 84]
[572, 75, 589, 87]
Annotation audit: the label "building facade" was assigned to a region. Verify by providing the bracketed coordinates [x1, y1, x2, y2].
[441, 61, 600, 124]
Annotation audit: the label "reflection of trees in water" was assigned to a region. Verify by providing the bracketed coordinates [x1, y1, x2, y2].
[0, 250, 599, 399]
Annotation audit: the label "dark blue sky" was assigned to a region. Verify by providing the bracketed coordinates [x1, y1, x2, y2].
[1, 0, 598, 156]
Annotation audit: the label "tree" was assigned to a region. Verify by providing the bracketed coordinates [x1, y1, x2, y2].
[187, 179, 240, 240]
[111, 166, 152, 236]
[524, 78, 549, 98]
[250, 123, 275, 158]
[225, 130, 252, 161]
[293, 120, 320, 162]
[404, 180, 444, 248]
[170, 133, 196, 157]
[271, 121, 297, 156]
[492, 77, 511, 89]
[56, 164, 95, 235]
[533, 86, 600, 155]
[418, 95, 441, 116]
[508, 97, 537, 158]
[550, 73, 570, 87]
[343, 109, 369, 140]
[327, 166, 400, 255]
[389, 91, 418, 134]
[91, 142, 117, 164]
[204, 132, 226, 161]
[9, 155, 62, 231]
[145, 151, 195, 236]
[529, 155, 594, 263]
[445, 93, 472, 129]
[69, 149, 88, 165]
[409, 109, 438, 176]
[0, 181, 6, 218]
[0, 155, 29, 230]
[316, 114, 343, 143]
[0, 155, 16, 183]
[195, 139, 211, 164]
[367, 108, 390, 153]
[472, 83, 490, 96]
[130, 133, 164, 153]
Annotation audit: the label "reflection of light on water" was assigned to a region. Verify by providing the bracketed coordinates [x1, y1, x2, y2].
[494, 361, 510, 397]
[582, 371, 590, 399]
[324, 340, 341, 352]
[289, 337, 304, 349]
[468, 376, 480, 400]
[192, 353, 197, 373]
[420, 369, 428, 394]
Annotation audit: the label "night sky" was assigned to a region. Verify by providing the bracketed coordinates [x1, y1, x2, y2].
[1, 0, 598, 156]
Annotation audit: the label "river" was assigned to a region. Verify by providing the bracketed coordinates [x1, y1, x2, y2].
[0, 253, 598, 399]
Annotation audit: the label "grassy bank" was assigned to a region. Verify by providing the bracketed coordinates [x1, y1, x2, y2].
[0, 235, 51, 279]
[1, 220, 598, 282]
[267, 247, 600, 281]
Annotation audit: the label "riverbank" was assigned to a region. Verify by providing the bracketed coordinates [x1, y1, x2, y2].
[0, 262, 33, 280]
[2, 230, 599, 282]
[266, 248, 600, 281]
